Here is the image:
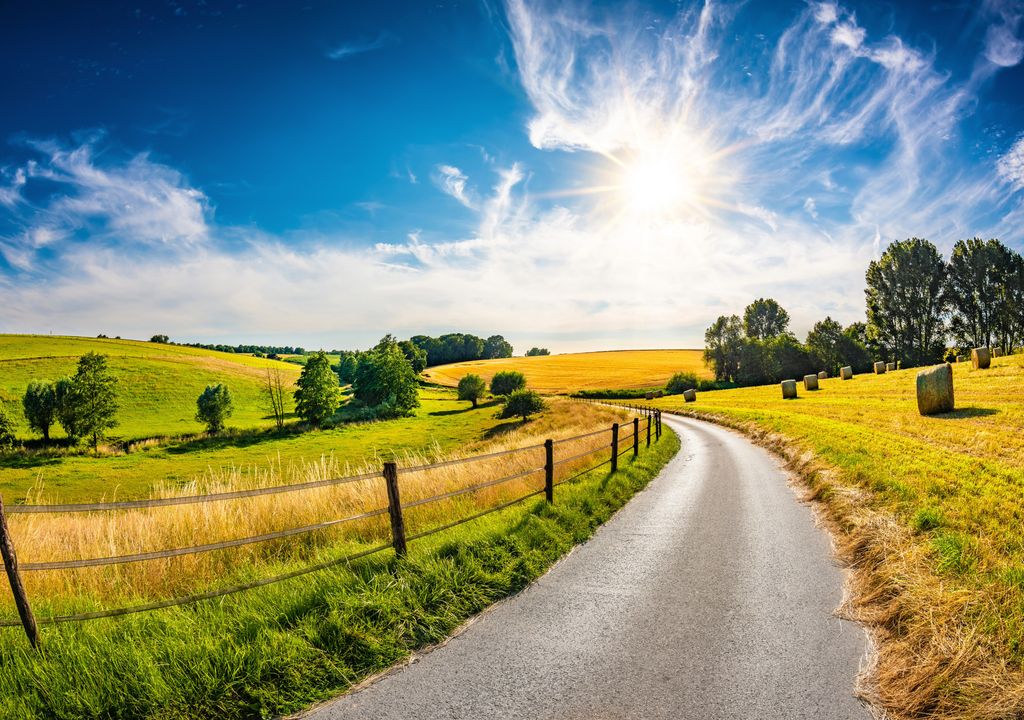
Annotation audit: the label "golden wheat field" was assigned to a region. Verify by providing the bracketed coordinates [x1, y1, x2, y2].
[422, 349, 711, 392]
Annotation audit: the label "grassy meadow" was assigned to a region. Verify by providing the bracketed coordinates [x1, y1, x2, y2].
[644, 354, 1024, 719]
[421, 348, 710, 392]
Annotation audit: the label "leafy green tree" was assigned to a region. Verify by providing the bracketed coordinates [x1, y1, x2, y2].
[336, 352, 360, 385]
[0, 405, 17, 450]
[490, 370, 526, 396]
[525, 347, 550, 356]
[866, 238, 947, 367]
[54, 376, 82, 442]
[195, 384, 233, 433]
[665, 371, 699, 394]
[294, 351, 341, 427]
[483, 335, 514, 359]
[70, 352, 119, 449]
[995, 249, 1024, 353]
[457, 374, 487, 407]
[743, 298, 790, 340]
[946, 238, 1008, 350]
[501, 389, 545, 421]
[149, 334, 169, 343]
[22, 380, 57, 442]
[806, 317, 845, 374]
[398, 340, 428, 374]
[353, 343, 419, 417]
[703, 314, 744, 382]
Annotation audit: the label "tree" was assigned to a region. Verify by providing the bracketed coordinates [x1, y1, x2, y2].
[54, 376, 82, 443]
[501, 389, 546, 422]
[526, 347, 550, 356]
[0, 405, 16, 450]
[336, 352, 360, 385]
[262, 368, 289, 429]
[457, 374, 487, 408]
[703, 315, 744, 382]
[294, 351, 341, 427]
[70, 352, 119, 449]
[490, 370, 526, 396]
[483, 335, 514, 359]
[995, 249, 1024, 353]
[352, 343, 419, 417]
[398, 340, 428, 374]
[666, 372, 699, 394]
[195, 384, 233, 433]
[743, 298, 790, 340]
[946, 238, 1007, 350]
[866, 238, 947, 367]
[22, 380, 57, 442]
[149, 334, 169, 344]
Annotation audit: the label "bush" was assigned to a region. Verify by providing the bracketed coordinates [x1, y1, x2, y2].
[665, 371, 699, 395]
[0, 405, 16, 450]
[572, 388, 659, 399]
[149, 334, 169, 344]
[195, 384, 233, 433]
[353, 343, 419, 418]
[294, 352, 341, 427]
[22, 380, 57, 441]
[457, 374, 487, 408]
[501, 389, 546, 421]
[490, 370, 526, 396]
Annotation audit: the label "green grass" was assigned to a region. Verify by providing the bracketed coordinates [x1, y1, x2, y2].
[647, 354, 1024, 718]
[0, 427, 679, 719]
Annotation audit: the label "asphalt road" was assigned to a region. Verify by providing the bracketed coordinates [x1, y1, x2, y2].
[302, 414, 871, 720]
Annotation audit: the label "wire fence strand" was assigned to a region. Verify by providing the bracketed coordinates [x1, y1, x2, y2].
[406, 488, 546, 542]
[401, 466, 546, 510]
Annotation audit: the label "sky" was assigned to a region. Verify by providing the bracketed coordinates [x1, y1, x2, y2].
[1, 0, 1023, 353]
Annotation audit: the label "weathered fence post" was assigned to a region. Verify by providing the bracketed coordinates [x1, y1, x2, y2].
[611, 423, 619, 473]
[646, 415, 651, 447]
[383, 462, 407, 558]
[656, 411, 662, 439]
[0, 496, 39, 649]
[633, 417, 639, 458]
[544, 439, 554, 504]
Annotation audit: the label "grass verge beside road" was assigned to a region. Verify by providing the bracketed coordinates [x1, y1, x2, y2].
[646, 354, 1024, 719]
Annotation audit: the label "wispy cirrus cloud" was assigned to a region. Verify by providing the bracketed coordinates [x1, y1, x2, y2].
[326, 31, 397, 60]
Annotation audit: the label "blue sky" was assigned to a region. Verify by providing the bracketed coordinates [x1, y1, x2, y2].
[1, 0, 1023, 352]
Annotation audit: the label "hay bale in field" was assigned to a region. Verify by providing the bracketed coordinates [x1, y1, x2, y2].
[817, 370, 828, 379]
[803, 374, 819, 391]
[683, 389, 696, 403]
[655, 390, 664, 398]
[781, 379, 798, 399]
[873, 361, 886, 374]
[972, 347, 991, 370]
[993, 347, 1002, 358]
[916, 363, 954, 416]
[840, 366, 853, 380]
[957, 355, 967, 363]
[886, 362, 896, 372]
[644, 392, 654, 400]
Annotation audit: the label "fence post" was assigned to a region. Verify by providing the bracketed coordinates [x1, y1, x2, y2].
[544, 439, 554, 504]
[611, 423, 619, 473]
[633, 417, 639, 458]
[383, 462, 407, 558]
[646, 414, 651, 447]
[0, 496, 39, 649]
[656, 411, 662, 439]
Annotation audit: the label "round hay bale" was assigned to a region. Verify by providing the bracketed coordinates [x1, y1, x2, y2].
[873, 361, 886, 374]
[916, 363, 954, 416]
[885, 362, 896, 372]
[644, 392, 654, 400]
[803, 374, 819, 391]
[993, 347, 1002, 358]
[817, 370, 828, 379]
[840, 366, 853, 380]
[972, 347, 991, 370]
[683, 389, 696, 403]
[781, 379, 798, 399]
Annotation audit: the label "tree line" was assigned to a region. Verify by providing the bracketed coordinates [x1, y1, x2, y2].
[704, 237, 1024, 386]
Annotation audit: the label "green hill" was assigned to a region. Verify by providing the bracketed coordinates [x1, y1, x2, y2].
[0, 335, 302, 441]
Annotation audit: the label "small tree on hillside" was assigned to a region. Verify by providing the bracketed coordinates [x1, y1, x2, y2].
[22, 380, 57, 442]
[353, 343, 419, 417]
[501, 389, 545, 422]
[490, 370, 526, 396]
[196, 384, 233, 433]
[0, 405, 16, 450]
[457, 374, 487, 408]
[744, 298, 790, 340]
[150, 334, 169, 344]
[71, 352, 119, 449]
[294, 352, 341, 427]
[525, 347, 550, 356]
[262, 368, 289, 429]
[54, 376, 82, 443]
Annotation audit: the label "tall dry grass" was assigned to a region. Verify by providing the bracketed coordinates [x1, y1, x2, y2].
[4, 400, 637, 612]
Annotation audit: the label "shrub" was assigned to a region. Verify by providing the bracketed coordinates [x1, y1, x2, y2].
[149, 334, 169, 344]
[22, 380, 57, 441]
[457, 374, 487, 408]
[0, 405, 16, 450]
[501, 389, 546, 421]
[294, 352, 341, 427]
[665, 371, 699, 395]
[196, 384, 234, 433]
[490, 370, 526, 396]
[353, 343, 419, 418]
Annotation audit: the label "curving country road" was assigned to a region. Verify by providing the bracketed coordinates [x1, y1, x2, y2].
[302, 414, 871, 720]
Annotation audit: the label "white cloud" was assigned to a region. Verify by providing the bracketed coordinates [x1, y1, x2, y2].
[997, 136, 1024, 190]
[982, 0, 1024, 67]
[326, 32, 395, 60]
[434, 164, 476, 209]
[804, 197, 819, 219]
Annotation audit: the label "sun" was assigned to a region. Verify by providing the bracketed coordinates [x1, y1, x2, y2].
[620, 151, 698, 215]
